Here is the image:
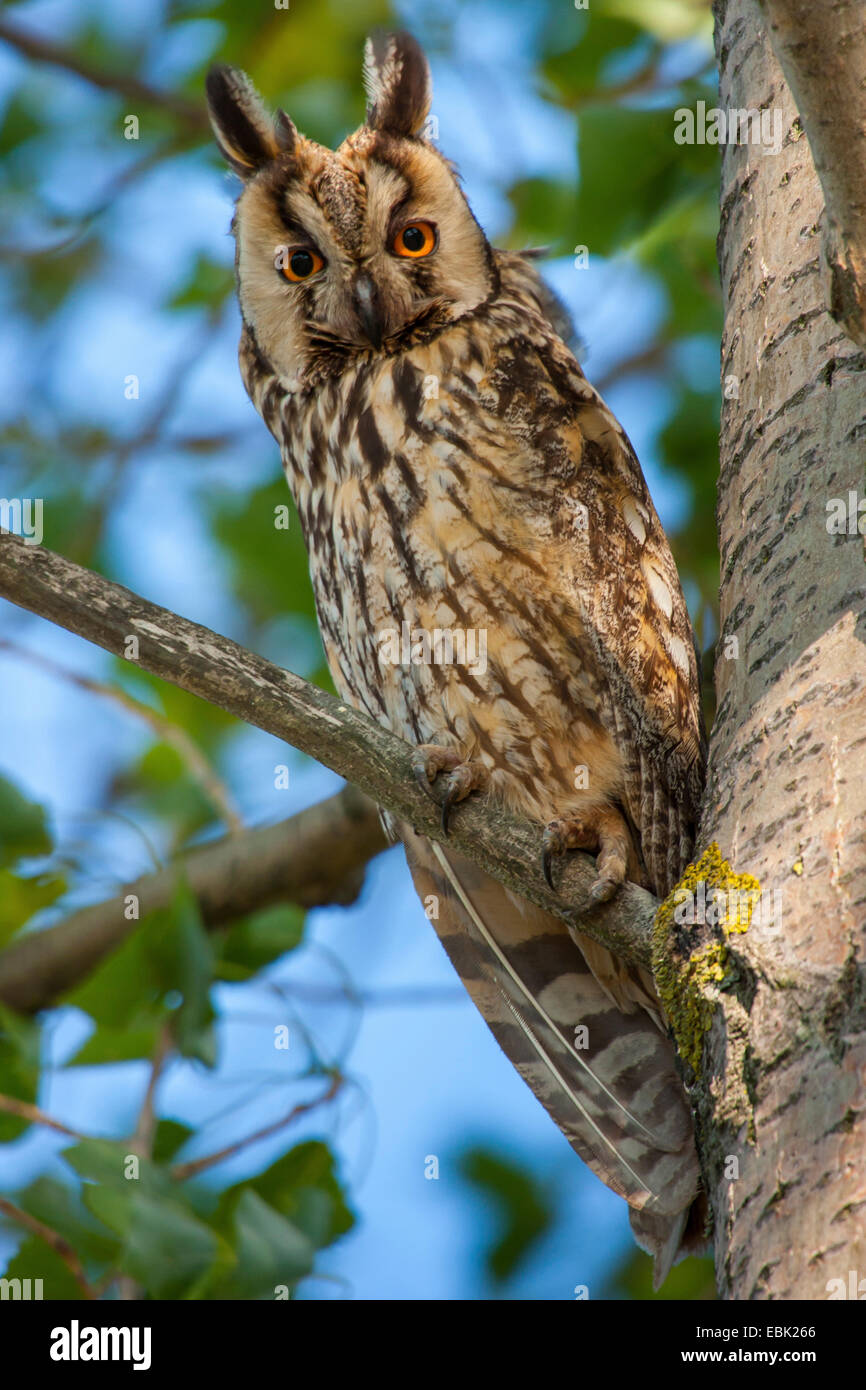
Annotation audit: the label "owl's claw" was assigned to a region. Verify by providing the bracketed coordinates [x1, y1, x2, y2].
[439, 765, 481, 833]
[542, 810, 630, 903]
[410, 744, 487, 834]
[411, 744, 462, 800]
[542, 822, 568, 889]
[542, 847, 556, 891]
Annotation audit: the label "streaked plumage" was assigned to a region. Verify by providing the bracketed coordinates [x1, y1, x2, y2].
[207, 31, 708, 1282]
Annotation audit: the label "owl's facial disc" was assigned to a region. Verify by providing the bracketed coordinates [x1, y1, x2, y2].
[207, 32, 498, 384]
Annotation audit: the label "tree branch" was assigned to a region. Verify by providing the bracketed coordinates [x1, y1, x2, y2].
[0, 785, 387, 1014]
[0, 19, 209, 132]
[0, 532, 658, 982]
[758, 0, 866, 347]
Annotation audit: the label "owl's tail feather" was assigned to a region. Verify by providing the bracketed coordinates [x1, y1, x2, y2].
[632, 1192, 711, 1290]
[401, 830, 703, 1282]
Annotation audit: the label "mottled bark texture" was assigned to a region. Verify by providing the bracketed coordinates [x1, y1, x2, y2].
[702, 0, 866, 1299]
[757, 0, 866, 349]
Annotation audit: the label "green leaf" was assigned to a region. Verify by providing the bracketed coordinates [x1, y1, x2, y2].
[63, 1138, 175, 1205]
[66, 926, 162, 1030]
[209, 479, 320, 630]
[0, 775, 52, 868]
[575, 102, 718, 256]
[632, 191, 721, 337]
[541, 13, 650, 106]
[215, 1190, 314, 1299]
[120, 1192, 219, 1297]
[151, 1119, 196, 1165]
[167, 254, 235, 312]
[225, 1140, 354, 1248]
[0, 1005, 41, 1141]
[70, 1021, 164, 1066]
[146, 879, 216, 1064]
[0, 93, 47, 157]
[459, 1147, 553, 1284]
[14, 1176, 118, 1265]
[2, 1237, 87, 1301]
[0, 869, 66, 946]
[507, 178, 579, 255]
[66, 879, 216, 1065]
[216, 904, 305, 980]
[115, 741, 222, 847]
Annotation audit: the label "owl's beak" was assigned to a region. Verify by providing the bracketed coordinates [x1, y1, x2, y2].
[353, 273, 384, 349]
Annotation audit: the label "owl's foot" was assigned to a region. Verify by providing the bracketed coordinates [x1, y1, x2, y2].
[411, 744, 488, 834]
[542, 806, 631, 904]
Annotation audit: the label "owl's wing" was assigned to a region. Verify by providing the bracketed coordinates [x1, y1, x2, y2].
[400, 829, 704, 1285]
[493, 248, 579, 351]
[483, 296, 707, 896]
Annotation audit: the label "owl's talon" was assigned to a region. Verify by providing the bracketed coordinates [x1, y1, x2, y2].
[542, 811, 630, 903]
[589, 876, 619, 905]
[410, 745, 487, 831]
[541, 823, 566, 889]
[439, 763, 487, 834]
[411, 744, 460, 801]
[413, 760, 440, 802]
[542, 846, 556, 890]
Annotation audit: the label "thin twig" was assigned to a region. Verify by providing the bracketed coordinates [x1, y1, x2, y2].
[129, 1026, 173, 1158]
[0, 639, 243, 834]
[0, 19, 208, 131]
[0, 1093, 85, 1141]
[171, 1074, 344, 1181]
[0, 1196, 97, 1299]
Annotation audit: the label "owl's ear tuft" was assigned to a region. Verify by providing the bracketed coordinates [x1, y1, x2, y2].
[206, 64, 286, 177]
[363, 31, 431, 137]
[274, 108, 298, 155]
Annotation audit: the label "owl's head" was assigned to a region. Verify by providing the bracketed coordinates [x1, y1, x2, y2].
[206, 32, 496, 385]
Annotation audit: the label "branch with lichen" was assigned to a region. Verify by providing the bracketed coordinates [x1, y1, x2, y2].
[0, 532, 762, 1136]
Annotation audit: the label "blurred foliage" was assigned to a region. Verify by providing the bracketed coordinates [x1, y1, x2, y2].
[0, 775, 351, 1297]
[606, 1243, 717, 1300]
[0, 0, 721, 1299]
[458, 1145, 553, 1285]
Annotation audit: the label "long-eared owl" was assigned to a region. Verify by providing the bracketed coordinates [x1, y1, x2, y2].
[206, 31, 708, 1283]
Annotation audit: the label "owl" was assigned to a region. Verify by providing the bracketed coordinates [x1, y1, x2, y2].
[206, 31, 708, 1284]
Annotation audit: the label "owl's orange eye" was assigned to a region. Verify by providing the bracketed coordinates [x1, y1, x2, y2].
[282, 247, 325, 281]
[393, 221, 437, 258]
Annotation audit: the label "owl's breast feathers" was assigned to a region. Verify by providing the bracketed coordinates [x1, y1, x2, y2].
[240, 250, 706, 898]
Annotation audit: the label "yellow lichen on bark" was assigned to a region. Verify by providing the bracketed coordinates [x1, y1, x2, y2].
[652, 843, 761, 1077]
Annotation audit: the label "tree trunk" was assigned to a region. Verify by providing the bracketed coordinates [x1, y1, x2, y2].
[699, 0, 866, 1299]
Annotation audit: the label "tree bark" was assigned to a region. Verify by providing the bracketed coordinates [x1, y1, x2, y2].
[699, 0, 866, 1299]
[757, 0, 866, 349]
